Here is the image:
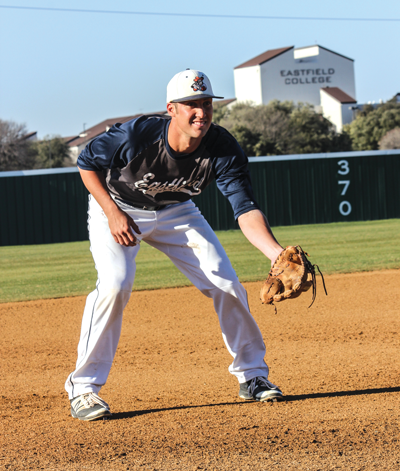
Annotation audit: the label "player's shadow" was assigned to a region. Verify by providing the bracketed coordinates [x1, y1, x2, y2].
[109, 386, 400, 421]
[282, 385, 400, 402]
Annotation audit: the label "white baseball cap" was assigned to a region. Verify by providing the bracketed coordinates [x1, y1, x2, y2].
[167, 69, 224, 103]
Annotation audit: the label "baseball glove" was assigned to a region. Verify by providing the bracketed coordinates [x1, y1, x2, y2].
[260, 246, 327, 313]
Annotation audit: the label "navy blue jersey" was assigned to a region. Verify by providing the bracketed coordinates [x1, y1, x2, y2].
[77, 115, 260, 219]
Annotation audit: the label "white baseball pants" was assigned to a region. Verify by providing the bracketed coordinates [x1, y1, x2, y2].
[65, 196, 269, 399]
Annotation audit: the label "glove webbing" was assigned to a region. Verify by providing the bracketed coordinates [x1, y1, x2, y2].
[307, 261, 328, 308]
[297, 246, 328, 309]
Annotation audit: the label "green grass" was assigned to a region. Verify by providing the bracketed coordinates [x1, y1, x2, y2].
[0, 219, 399, 303]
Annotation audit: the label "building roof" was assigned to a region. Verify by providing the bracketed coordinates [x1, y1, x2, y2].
[316, 45, 354, 62]
[214, 98, 237, 107]
[294, 45, 354, 62]
[235, 44, 354, 71]
[234, 46, 294, 69]
[63, 135, 80, 144]
[67, 112, 166, 148]
[321, 87, 356, 104]
[23, 131, 37, 141]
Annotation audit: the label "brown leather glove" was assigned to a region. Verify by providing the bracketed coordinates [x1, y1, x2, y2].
[260, 246, 327, 313]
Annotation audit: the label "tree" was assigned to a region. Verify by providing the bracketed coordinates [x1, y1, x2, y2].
[0, 120, 74, 171]
[0, 119, 36, 171]
[212, 101, 229, 125]
[215, 101, 351, 156]
[32, 136, 72, 169]
[289, 103, 352, 154]
[217, 101, 294, 155]
[344, 101, 400, 150]
[379, 127, 400, 149]
[228, 125, 263, 156]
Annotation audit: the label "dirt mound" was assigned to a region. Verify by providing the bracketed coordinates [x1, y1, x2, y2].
[1, 270, 400, 470]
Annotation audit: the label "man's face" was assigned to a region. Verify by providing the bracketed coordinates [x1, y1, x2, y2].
[168, 98, 213, 141]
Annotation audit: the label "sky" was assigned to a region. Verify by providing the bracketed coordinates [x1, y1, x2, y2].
[1, 0, 399, 139]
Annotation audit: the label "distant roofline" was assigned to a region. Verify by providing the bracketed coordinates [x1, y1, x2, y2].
[234, 46, 294, 69]
[235, 44, 354, 70]
[23, 131, 37, 140]
[63, 135, 79, 144]
[313, 45, 354, 62]
[214, 98, 237, 107]
[321, 86, 356, 104]
[67, 111, 166, 148]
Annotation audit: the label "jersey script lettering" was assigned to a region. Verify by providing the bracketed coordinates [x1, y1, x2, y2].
[134, 172, 206, 197]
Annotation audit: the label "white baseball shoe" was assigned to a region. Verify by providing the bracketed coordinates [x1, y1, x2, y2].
[70, 392, 112, 421]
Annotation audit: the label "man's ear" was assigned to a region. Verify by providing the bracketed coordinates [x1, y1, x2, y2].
[166, 102, 176, 117]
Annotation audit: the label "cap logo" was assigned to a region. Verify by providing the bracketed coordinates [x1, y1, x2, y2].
[191, 75, 207, 93]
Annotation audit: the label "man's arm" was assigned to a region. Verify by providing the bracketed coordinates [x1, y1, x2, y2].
[238, 209, 283, 265]
[79, 168, 141, 247]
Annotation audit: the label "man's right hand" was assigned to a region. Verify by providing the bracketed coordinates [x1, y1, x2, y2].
[77, 169, 142, 247]
[107, 206, 141, 247]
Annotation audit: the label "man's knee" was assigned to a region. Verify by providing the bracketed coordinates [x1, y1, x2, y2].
[99, 267, 135, 292]
[204, 280, 247, 301]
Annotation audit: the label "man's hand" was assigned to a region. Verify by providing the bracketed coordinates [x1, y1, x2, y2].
[78, 168, 141, 247]
[107, 206, 141, 247]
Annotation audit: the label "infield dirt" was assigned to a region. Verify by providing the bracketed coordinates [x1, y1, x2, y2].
[1, 270, 400, 470]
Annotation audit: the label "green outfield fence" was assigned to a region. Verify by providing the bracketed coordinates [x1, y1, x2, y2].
[1, 149, 399, 246]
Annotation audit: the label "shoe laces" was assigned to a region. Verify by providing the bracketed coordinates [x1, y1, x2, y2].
[248, 377, 274, 396]
[75, 392, 109, 411]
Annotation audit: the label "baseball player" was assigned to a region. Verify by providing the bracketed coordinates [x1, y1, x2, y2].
[66, 69, 284, 421]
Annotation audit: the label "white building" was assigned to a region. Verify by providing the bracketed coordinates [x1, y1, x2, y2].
[233, 45, 357, 131]
[320, 87, 357, 132]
